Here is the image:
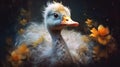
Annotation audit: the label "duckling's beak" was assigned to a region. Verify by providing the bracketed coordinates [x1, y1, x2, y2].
[61, 16, 79, 27]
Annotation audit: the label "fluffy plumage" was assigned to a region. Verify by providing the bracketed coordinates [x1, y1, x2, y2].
[15, 2, 93, 67]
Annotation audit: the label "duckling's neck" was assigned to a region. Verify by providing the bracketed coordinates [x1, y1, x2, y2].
[49, 30, 73, 63]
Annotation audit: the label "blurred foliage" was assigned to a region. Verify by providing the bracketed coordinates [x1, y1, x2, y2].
[85, 19, 117, 61]
[9, 43, 30, 67]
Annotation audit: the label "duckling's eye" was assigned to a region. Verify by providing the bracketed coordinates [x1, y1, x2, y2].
[54, 13, 58, 18]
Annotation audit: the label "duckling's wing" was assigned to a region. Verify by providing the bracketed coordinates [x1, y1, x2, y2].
[62, 29, 93, 64]
[15, 22, 51, 46]
[15, 22, 53, 65]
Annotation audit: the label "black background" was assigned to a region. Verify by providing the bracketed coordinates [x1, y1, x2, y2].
[0, 0, 120, 67]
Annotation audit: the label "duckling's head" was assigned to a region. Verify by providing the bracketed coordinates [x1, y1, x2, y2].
[43, 2, 79, 31]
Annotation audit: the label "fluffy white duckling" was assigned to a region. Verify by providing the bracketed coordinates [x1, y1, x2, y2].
[15, 2, 93, 67]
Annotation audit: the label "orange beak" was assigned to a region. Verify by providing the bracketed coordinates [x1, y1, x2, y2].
[61, 16, 79, 27]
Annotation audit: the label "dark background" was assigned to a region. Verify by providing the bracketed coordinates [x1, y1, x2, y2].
[0, 0, 120, 67]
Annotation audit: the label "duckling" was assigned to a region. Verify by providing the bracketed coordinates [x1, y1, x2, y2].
[15, 2, 92, 67]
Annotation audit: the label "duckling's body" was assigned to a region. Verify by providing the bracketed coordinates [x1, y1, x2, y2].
[16, 2, 92, 67]
[50, 30, 73, 66]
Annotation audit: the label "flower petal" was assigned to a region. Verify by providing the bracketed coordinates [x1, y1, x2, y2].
[98, 25, 109, 36]
[90, 28, 99, 37]
[98, 37, 107, 45]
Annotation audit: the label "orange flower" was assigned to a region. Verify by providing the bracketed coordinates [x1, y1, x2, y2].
[97, 35, 111, 45]
[90, 25, 109, 37]
[85, 19, 92, 27]
[17, 44, 29, 54]
[90, 28, 99, 37]
[90, 24, 111, 45]
[98, 25, 109, 36]
[11, 51, 21, 62]
[10, 44, 29, 64]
